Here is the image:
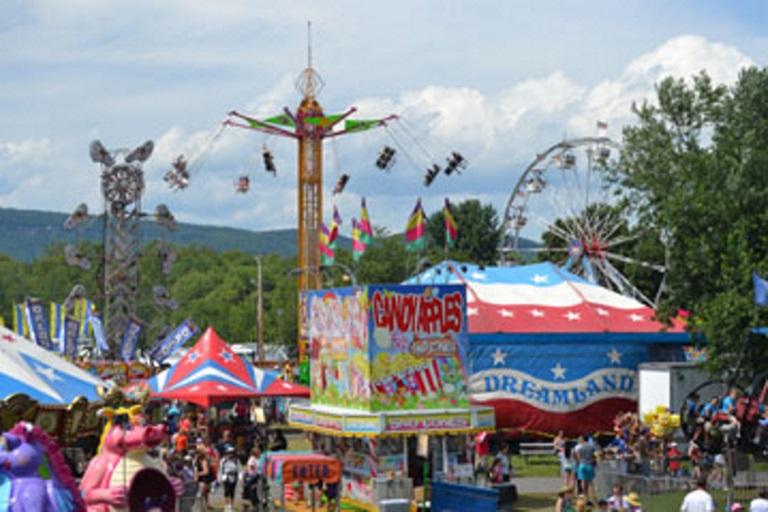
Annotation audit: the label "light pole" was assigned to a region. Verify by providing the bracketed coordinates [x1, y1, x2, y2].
[255, 255, 265, 365]
[289, 264, 357, 286]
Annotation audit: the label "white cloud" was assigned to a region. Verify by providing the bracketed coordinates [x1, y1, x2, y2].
[569, 35, 754, 134]
[0, 138, 51, 165]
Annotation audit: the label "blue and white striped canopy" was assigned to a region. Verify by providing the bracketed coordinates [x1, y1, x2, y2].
[0, 326, 107, 404]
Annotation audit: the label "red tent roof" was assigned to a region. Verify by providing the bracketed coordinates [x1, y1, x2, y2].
[149, 327, 308, 407]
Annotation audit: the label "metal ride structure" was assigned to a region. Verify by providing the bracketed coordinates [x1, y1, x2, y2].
[223, 23, 396, 360]
[498, 135, 666, 307]
[64, 140, 179, 355]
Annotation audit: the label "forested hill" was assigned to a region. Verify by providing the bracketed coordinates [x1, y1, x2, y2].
[0, 207, 352, 261]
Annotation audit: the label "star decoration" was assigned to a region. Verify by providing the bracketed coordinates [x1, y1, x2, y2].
[596, 308, 610, 317]
[606, 348, 622, 365]
[468, 307, 478, 316]
[1, 334, 15, 342]
[529, 309, 545, 318]
[189, 385, 201, 391]
[220, 350, 234, 362]
[491, 348, 507, 366]
[498, 309, 514, 318]
[35, 365, 62, 382]
[628, 313, 644, 322]
[471, 272, 487, 280]
[532, 274, 549, 284]
[551, 363, 567, 380]
[216, 385, 228, 391]
[186, 352, 201, 363]
[564, 311, 581, 321]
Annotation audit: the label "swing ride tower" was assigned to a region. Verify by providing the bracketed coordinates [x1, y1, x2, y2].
[225, 24, 396, 363]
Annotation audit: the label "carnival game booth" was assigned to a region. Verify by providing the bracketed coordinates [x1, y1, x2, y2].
[290, 284, 495, 512]
[407, 261, 689, 437]
[261, 451, 343, 511]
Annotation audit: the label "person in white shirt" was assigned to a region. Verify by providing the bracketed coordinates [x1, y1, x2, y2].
[751, 488, 768, 512]
[681, 477, 714, 512]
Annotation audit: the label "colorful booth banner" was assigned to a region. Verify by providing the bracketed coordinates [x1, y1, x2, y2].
[147, 318, 198, 363]
[265, 454, 342, 485]
[288, 404, 494, 436]
[120, 317, 143, 362]
[25, 298, 52, 350]
[305, 284, 470, 413]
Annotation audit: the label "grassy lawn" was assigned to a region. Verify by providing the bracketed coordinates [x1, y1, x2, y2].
[512, 454, 561, 478]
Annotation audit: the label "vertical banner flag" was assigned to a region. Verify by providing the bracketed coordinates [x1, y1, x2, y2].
[352, 218, 367, 262]
[754, 272, 768, 306]
[148, 318, 200, 363]
[319, 223, 336, 265]
[50, 303, 63, 345]
[120, 317, 143, 362]
[90, 314, 110, 355]
[359, 198, 373, 244]
[25, 298, 52, 349]
[333, 205, 343, 226]
[13, 303, 27, 337]
[62, 316, 81, 359]
[405, 198, 426, 252]
[444, 197, 458, 247]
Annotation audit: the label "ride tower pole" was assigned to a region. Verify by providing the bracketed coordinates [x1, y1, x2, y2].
[225, 26, 396, 368]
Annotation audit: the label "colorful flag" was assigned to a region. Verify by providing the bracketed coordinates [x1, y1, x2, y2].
[148, 318, 199, 363]
[754, 272, 768, 306]
[444, 198, 458, 247]
[319, 222, 335, 265]
[359, 198, 373, 244]
[352, 218, 367, 262]
[333, 205, 343, 226]
[25, 298, 52, 350]
[405, 198, 427, 252]
[90, 314, 110, 355]
[62, 316, 80, 359]
[120, 316, 143, 362]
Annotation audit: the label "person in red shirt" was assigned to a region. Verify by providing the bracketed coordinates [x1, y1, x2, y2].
[667, 442, 683, 477]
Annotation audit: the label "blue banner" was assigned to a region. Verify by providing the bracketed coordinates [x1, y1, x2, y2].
[62, 316, 80, 359]
[90, 314, 110, 355]
[25, 298, 52, 350]
[120, 317, 143, 362]
[148, 318, 199, 363]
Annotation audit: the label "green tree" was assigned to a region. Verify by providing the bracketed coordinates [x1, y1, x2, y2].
[425, 199, 501, 264]
[616, 68, 768, 378]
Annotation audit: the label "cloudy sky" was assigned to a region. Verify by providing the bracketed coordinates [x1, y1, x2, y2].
[0, 1, 765, 237]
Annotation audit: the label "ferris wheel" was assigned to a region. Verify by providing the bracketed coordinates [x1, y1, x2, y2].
[498, 136, 666, 307]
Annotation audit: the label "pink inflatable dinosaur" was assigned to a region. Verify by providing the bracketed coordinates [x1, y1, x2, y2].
[80, 406, 183, 512]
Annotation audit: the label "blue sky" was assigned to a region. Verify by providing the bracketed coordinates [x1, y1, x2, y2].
[0, 1, 765, 237]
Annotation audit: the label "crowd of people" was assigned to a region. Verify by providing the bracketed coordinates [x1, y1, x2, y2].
[158, 399, 289, 511]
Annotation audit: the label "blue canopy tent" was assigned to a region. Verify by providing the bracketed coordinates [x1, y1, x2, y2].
[0, 326, 108, 404]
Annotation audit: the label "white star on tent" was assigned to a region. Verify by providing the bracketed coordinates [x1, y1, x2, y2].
[628, 313, 644, 322]
[551, 363, 567, 380]
[564, 311, 581, 321]
[468, 307, 479, 316]
[596, 308, 610, 316]
[34, 364, 62, 382]
[190, 385, 201, 391]
[186, 352, 200, 363]
[220, 350, 234, 362]
[532, 274, 549, 284]
[216, 385, 228, 391]
[471, 272, 487, 280]
[530, 309, 545, 318]
[491, 348, 507, 366]
[606, 348, 622, 365]
[499, 309, 514, 318]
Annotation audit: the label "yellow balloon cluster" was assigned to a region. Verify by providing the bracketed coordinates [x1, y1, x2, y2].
[643, 405, 681, 438]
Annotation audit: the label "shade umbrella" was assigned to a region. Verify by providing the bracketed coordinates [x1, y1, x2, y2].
[149, 327, 308, 407]
[0, 326, 108, 404]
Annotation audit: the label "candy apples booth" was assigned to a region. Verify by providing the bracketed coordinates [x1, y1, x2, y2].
[289, 284, 494, 511]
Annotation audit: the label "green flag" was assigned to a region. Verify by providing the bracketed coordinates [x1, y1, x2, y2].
[344, 119, 382, 132]
[264, 114, 295, 127]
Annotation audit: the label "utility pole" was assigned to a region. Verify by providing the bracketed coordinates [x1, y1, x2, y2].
[256, 255, 265, 364]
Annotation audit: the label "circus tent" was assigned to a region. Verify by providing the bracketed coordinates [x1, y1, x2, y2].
[407, 261, 688, 436]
